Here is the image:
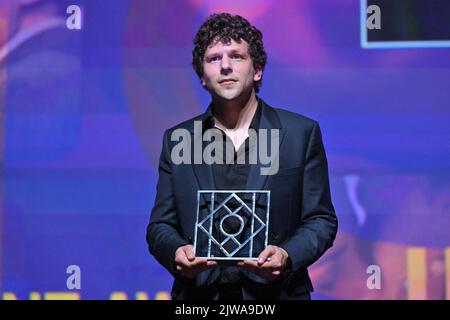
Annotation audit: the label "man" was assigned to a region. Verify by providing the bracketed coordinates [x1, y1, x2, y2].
[147, 13, 337, 300]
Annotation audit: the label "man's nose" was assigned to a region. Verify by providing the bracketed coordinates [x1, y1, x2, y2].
[220, 56, 232, 74]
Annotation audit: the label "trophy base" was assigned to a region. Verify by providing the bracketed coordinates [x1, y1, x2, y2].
[201, 257, 259, 265]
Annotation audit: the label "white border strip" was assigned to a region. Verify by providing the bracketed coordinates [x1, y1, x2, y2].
[360, 0, 450, 49]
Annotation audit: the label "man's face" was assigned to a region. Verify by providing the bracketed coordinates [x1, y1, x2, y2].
[201, 38, 262, 101]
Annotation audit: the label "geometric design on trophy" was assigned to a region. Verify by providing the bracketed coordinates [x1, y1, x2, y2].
[194, 190, 270, 260]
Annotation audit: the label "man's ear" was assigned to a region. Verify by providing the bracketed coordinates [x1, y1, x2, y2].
[254, 68, 262, 82]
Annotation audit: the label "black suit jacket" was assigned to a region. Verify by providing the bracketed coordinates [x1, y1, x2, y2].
[147, 98, 337, 299]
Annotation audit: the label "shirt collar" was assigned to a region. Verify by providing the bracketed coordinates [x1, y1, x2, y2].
[201, 96, 262, 132]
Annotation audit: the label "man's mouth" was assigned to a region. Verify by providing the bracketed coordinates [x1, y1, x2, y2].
[219, 79, 237, 85]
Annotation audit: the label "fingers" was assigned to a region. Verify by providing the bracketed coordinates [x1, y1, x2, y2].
[178, 260, 217, 278]
[175, 252, 191, 269]
[174, 245, 218, 278]
[240, 259, 276, 273]
[175, 245, 204, 267]
[175, 244, 287, 281]
[239, 259, 259, 270]
[206, 260, 218, 268]
[177, 257, 208, 270]
[183, 245, 195, 262]
[237, 246, 287, 281]
[257, 245, 277, 265]
[238, 259, 280, 281]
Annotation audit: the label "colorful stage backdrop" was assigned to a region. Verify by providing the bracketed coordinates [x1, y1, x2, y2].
[1, 0, 449, 299]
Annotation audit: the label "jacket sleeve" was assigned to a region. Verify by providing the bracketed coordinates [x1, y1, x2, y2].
[146, 129, 188, 276]
[280, 122, 338, 272]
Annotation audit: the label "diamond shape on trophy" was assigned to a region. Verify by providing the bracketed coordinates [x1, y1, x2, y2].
[221, 236, 240, 254]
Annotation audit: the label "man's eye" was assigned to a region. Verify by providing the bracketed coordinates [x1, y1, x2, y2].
[210, 56, 220, 62]
[232, 54, 242, 59]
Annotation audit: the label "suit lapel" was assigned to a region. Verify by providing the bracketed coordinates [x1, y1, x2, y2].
[191, 145, 217, 217]
[187, 104, 217, 206]
[245, 99, 286, 197]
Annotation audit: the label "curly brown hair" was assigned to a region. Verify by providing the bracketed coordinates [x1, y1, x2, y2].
[192, 13, 267, 93]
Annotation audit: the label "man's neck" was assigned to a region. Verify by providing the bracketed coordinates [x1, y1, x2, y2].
[211, 89, 258, 129]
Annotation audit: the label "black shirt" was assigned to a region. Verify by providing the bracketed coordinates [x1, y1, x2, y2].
[202, 98, 262, 284]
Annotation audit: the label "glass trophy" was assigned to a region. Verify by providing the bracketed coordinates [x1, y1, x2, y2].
[193, 190, 270, 260]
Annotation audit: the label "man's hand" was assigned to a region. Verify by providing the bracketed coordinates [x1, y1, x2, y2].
[174, 244, 218, 279]
[238, 245, 289, 281]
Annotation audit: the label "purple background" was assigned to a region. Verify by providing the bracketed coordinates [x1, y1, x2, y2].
[1, 0, 449, 299]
